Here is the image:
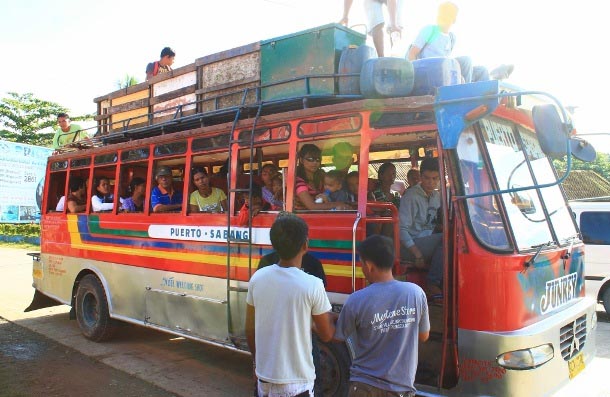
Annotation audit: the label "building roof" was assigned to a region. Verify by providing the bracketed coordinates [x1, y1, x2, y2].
[561, 170, 610, 201]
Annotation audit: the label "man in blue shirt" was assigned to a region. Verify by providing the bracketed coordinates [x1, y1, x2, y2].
[335, 235, 429, 396]
[150, 165, 183, 212]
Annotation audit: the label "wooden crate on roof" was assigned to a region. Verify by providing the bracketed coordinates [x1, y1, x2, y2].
[196, 42, 260, 112]
[151, 64, 198, 123]
[94, 82, 150, 135]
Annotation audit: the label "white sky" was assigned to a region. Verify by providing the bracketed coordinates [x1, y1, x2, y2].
[1, 0, 607, 152]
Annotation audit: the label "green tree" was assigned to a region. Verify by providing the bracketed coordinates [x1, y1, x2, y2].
[116, 74, 139, 89]
[553, 151, 610, 182]
[0, 92, 92, 147]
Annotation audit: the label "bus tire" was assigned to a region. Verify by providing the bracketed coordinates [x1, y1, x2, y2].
[603, 288, 610, 315]
[319, 340, 351, 397]
[76, 274, 116, 342]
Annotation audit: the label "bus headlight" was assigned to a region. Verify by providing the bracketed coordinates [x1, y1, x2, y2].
[497, 344, 554, 370]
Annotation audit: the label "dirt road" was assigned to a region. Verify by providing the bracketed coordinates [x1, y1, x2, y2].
[0, 317, 177, 397]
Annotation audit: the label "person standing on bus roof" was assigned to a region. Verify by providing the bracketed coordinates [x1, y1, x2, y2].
[145, 47, 175, 81]
[334, 234, 429, 397]
[151, 165, 183, 213]
[52, 113, 85, 149]
[340, 0, 404, 57]
[399, 157, 443, 297]
[246, 213, 336, 397]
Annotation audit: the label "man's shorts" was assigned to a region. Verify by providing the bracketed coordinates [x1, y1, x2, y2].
[364, 0, 405, 33]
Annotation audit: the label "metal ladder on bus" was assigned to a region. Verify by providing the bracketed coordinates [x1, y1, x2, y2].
[225, 93, 264, 348]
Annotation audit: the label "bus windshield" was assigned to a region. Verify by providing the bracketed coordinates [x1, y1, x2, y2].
[457, 116, 577, 251]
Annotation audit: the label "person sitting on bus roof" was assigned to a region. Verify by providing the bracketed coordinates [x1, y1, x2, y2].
[294, 144, 350, 211]
[189, 167, 227, 213]
[407, 2, 489, 84]
[92, 177, 123, 212]
[52, 113, 85, 150]
[122, 177, 146, 212]
[66, 176, 87, 213]
[145, 47, 175, 81]
[151, 165, 183, 213]
[399, 157, 443, 298]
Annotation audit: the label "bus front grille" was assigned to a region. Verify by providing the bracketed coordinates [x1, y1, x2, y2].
[559, 314, 587, 360]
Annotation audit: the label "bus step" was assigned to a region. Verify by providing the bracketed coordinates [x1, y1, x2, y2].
[228, 286, 248, 293]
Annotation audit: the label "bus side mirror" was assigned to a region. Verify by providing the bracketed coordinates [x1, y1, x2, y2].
[532, 104, 569, 159]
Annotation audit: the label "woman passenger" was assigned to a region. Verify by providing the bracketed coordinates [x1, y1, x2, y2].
[294, 144, 349, 211]
[260, 163, 283, 210]
[372, 162, 401, 207]
[189, 167, 227, 213]
[122, 177, 146, 212]
[92, 177, 121, 212]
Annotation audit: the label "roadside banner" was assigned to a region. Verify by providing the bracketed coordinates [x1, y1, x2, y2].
[0, 141, 52, 223]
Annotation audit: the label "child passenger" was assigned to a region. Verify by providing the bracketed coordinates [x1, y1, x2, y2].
[316, 170, 350, 204]
[269, 174, 284, 211]
[237, 185, 266, 226]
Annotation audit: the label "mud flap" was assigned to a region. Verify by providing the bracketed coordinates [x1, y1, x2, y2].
[24, 290, 62, 312]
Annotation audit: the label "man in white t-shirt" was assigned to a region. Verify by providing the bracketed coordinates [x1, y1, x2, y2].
[246, 213, 336, 397]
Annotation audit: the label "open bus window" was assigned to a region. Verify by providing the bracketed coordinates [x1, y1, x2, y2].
[119, 161, 148, 213]
[47, 171, 67, 213]
[92, 167, 119, 213]
[150, 161, 185, 214]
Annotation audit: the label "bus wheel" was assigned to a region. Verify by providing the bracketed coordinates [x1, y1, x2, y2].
[76, 274, 116, 342]
[319, 340, 351, 397]
[603, 288, 610, 315]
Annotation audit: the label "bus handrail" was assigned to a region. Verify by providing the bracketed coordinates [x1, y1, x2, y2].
[351, 212, 362, 293]
[364, 202, 401, 276]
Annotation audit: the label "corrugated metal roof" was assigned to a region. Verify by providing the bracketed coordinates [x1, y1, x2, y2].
[561, 170, 610, 201]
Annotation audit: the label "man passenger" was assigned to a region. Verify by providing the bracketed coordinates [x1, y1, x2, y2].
[399, 157, 443, 297]
[246, 213, 335, 397]
[151, 165, 183, 213]
[334, 235, 429, 397]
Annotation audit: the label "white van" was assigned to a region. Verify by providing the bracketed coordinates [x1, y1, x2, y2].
[570, 199, 610, 314]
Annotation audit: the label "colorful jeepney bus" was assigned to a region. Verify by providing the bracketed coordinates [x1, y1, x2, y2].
[28, 37, 597, 396]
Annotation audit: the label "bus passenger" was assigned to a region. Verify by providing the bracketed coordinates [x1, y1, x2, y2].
[189, 167, 227, 213]
[145, 47, 175, 81]
[52, 113, 85, 149]
[237, 185, 265, 227]
[260, 164, 282, 210]
[122, 177, 146, 212]
[92, 177, 121, 212]
[334, 234, 429, 397]
[399, 157, 443, 297]
[316, 170, 350, 204]
[294, 144, 349, 211]
[372, 162, 401, 207]
[406, 168, 420, 189]
[246, 213, 335, 397]
[269, 173, 284, 210]
[66, 177, 87, 213]
[151, 166, 183, 213]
